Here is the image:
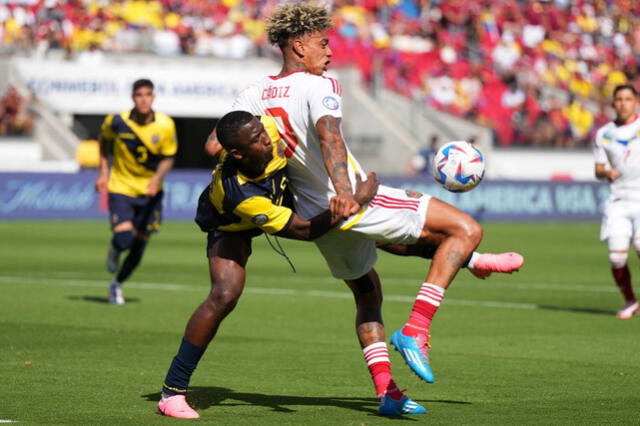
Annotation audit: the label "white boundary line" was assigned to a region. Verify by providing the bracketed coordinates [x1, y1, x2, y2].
[0, 275, 538, 310]
[0, 273, 618, 293]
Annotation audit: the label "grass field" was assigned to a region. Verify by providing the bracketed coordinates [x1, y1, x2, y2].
[1, 221, 639, 425]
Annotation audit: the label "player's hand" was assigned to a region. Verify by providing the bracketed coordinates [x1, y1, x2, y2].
[95, 174, 108, 193]
[330, 192, 360, 220]
[353, 172, 379, 206]
[147, 178, 160, 197]
[608, 169, 620, 182]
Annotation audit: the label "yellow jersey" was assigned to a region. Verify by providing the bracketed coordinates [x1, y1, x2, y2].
[196, 115, 293, 235]
[101, 110, 177, 197]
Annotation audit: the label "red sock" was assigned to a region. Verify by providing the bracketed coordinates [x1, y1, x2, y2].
[363, 342, 403, 400]
[402, 283, 445, 337]
[612, 266, 636, 302]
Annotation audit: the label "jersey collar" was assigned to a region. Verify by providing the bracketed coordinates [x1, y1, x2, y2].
[129, 109, 156, 124]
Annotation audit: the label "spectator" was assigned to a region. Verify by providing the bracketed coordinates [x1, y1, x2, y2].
[406, 134, 439, 176]
[0, 86, 34, 137]
[1, 0, 639, 149]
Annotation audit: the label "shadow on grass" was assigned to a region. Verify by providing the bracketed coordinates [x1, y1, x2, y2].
[66, 295, 141, 304]
[143, 387, 470, 418]
[537, 305, 616, 316]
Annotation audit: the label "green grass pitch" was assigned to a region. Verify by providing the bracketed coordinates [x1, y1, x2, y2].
[1, 221, 638, 425]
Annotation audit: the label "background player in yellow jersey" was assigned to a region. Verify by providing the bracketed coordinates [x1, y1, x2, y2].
[157, 111, 382, 419]
[94, 78, 178, 305]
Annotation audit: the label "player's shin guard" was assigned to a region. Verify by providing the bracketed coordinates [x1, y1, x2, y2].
[163, 337, 206, 396]
[402, 283, 444, 336]
[363, 342, 403, 399]
[116, 238, 147, 283]
[612, 265, 636, 302]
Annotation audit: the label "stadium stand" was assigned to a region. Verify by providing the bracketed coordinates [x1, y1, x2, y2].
[0, 0, 638, 148]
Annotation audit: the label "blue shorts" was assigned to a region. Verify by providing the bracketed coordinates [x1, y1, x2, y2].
[108, 191, 164, 235]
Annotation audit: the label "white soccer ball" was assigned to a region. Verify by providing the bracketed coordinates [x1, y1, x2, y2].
[433, 141, 485, 192]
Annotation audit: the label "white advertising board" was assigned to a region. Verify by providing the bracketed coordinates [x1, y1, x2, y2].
[14, 57, 279, 117]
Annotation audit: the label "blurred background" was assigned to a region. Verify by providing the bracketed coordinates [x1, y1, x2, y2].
[1, 0, 636, 221]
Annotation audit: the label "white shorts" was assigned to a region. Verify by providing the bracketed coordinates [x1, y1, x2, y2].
[600, 198, 640, 243]
[314, 185, 431, 279]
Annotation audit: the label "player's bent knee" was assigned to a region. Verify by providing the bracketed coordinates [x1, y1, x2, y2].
[112, 230, 134, 251]
[457, 219, 483, 247]
[207, 286, 242, 313]
[609, 251, 628, 269]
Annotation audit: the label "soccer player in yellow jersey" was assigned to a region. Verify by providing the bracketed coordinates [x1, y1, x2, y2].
[95, 79, 177, 305]
[157, 111, 379, 419]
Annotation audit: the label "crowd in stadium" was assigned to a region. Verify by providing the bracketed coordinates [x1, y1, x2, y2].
[1, 0, 639, 148]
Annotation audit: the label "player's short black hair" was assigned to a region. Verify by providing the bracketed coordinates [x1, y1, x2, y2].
[216, 111, 256, 151]
[132, 79, 154, 94]
[613, 84, 638, 98]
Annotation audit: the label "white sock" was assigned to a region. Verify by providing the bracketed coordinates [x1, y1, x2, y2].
[466, 252, 480, 269]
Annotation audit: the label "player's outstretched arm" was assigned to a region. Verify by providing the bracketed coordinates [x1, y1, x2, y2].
[277, 172, 379, 241]
[316, 115, 360, 219]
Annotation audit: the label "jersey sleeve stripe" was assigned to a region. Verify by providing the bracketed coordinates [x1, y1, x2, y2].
[329, 77, 337, 94]
[324, 76, 340, 95]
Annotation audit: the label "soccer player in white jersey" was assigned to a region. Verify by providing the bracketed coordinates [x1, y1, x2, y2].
[594, 84, 640, 319]
[211, 3, 524, 414]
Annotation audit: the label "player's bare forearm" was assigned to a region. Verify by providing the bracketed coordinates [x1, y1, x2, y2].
[316, 116, 352, 195]
[275, 210, 336, 241]
[148, 157, 175, 196]
[153, 156, 175, 181]
[275, 173, 379, 241]
[317, 116, 360, 218]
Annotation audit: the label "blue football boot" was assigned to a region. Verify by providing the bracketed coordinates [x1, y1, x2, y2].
[390, 329, 435, 383]
[378, 395, 427, 415]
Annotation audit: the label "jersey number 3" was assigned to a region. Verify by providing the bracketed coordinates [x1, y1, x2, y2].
[266, 107, 298, 158]
[136, 146, 148, 163]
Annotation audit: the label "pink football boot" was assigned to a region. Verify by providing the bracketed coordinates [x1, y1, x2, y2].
[469, 252, 524, 279]
[157, 395, 200, 419]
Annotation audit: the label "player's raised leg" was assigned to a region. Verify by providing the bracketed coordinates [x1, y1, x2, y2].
[391, 198, 482, 383]
[345, 270, 426, 415]
[377, 242, 523, 279]
[158, 233, 250, 419]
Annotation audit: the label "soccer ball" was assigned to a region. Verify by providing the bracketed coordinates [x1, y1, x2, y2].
[433, 141, 485, 192]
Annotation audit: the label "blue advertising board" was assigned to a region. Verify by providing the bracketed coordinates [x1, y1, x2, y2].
[0, 171, 609, 221]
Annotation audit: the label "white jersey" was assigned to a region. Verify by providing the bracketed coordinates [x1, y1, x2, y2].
[594, 115, 640, 201]
[232, 71, 365, 219]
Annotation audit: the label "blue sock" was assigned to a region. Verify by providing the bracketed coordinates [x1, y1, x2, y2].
[116, 238, 147, 283]
[162, 337, 206, 395]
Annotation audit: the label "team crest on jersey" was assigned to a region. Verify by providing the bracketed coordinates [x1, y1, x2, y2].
[405, 190, 423, 199]
[152, 133, 160, 144]
[322, 96, 339, 110]
[251, 214, 268, 226]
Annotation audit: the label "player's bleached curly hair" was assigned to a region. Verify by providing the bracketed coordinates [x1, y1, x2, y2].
[266, 2, 332, 48]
